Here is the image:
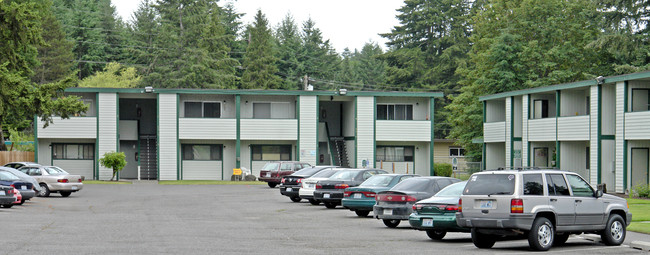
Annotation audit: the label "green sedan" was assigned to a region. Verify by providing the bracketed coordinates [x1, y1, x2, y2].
[342, 174, 417, 217]
[408, 181, 469, 240]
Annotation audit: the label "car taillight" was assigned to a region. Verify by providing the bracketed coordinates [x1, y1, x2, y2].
[315, 184, 322, 189]
[413, 204, 423, 211]
[7, 189, 13, 195]
[511, 198, 524, 213]
[364, 192, 376, 197]
[58, 179, 69, 183]
[445, 205, 459, 212]
[78, 179, 82, 183]
[334, 184, 349, 189]
[458, 198, 462, 212]
[344, 191, 352, 197]
[10, 184, 15, 188]
[297, 179, 302, 184]
[376, 194, 417, 202]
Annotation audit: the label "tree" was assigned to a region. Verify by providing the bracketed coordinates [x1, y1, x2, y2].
[275, 13, 303, 89]
[355, 43, 386, 90]
[99, 151, 126, 181]
[32, 6, 75, 85]
[241, 10, 282, 89]
[298, 18, 340, 90]
[79, 62, 141, 88]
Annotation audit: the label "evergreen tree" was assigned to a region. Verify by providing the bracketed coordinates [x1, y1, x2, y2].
[127, 0, 159, 80]
[32, 5, 75, 85]
[241, 10, 282, 89]
[298, 18, 340, 90]
[355, 43, 386, 91]
[275, 13, 302, 89]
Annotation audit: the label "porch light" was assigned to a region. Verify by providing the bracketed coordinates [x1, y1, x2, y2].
[144, 86, 154, 93]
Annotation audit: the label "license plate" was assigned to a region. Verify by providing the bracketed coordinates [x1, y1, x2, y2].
[422, 218, 433, 227]
[71, 186, 78, 190]
[0, 191, 4, 196]
[307, 184, 313, 188]
[479, 200, 494, 209]
[21, 185, 27, 190]
[286, 188, 293, 192]
[384, 209, 393, 215]
[353, 193, 362, 198]
[266, 173, 271, 177]
[323, 193, 330, 199]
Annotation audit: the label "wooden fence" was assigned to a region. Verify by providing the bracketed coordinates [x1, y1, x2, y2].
[0, 151, 35, 166]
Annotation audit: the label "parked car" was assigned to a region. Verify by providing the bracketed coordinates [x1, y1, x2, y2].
[0, 170, 35, 203]
[12, 188, 22, 205]
[299, 169, 343, 205]
[0, 166, 41, 192]
[313, 168, 389, 209]
[456, 169, 632, 251]
[409, 181, 469, 240]
[374, 176, 461, 228]
[280, 166, 338, 202]
[4, 162, 39, 169]
[258, 161, 311, 188]
[18, 165, 84, 197]
[0, 185, 15, 208]
[342, 174, 418, 217]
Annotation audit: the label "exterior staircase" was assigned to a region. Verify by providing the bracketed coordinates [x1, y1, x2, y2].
[330, 137, 350, 168]
[139, 135, 157, 180]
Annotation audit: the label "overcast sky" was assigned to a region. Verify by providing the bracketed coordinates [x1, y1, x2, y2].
[111, 0, 404, 53]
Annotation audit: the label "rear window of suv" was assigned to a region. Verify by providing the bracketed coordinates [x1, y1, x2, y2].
[463, 174, 515, 195]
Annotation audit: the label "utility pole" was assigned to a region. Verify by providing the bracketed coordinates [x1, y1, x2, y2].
[303, 75, 309, 90]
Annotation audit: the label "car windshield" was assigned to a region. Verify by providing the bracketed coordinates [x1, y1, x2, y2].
[310, 169, 338, 178]
[45, 167, 67, 175]
[328, 170, 359, 181]
[0, 171, 20, 181]
[360, 175, 395, 187]
[463, 174, 515, 195]
[391, 178, 430, 192]
[434, 181, 467, 197]
[261, 163, 279, 171]
[293, 167, 327, 176]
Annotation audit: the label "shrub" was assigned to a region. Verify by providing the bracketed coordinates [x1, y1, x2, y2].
[434, 163, 453, 177]
[99, 151, 126, 181]
[631, 184, 650, 198]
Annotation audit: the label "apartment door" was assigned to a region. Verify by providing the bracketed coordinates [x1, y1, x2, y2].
[631, 148, 649, 188]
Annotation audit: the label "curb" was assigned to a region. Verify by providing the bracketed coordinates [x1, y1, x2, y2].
[631, 241, 650, 251]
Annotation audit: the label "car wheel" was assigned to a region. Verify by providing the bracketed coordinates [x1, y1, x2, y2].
[528, 217, 554, 251]
[19, 199, 25, 205]
[267, 182, 277, 188]
[60, 191, 72, 197]
[383, 219, 400, 228]
[554, 233, 570, 246]
[290, 196, 301, 202]
[308, 199, 320, 205]
[2, 204, 13, 208]
[324, 202, 337, 209]
[39, 184, 50, 197]
[471, 228, 496, 249]
[426, 230, 447, 240]
[601, 214, 626, 246]
[355, 210, 370, 217]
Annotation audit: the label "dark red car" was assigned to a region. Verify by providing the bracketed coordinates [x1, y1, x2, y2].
[258, 161, 311, 188]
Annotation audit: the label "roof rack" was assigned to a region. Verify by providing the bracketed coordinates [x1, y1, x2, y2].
[490, 166, 562, 171]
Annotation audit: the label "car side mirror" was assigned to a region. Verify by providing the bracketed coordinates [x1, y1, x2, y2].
[595, 189, 603, 198]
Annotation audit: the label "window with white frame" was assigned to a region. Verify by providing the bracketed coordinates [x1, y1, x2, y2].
[184, 102, 221, 118]
[251, 145, 291, 161]
[449, 147, 465, 157]
[377, 104, 413, 120]
[182, 144, 222, 160]
[253, 102, 292, 119]
[376, 146, 414, 162]
[53, 144, 94, 160]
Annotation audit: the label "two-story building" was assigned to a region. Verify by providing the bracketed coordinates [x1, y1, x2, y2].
[481, 71, 650, 193]
[34, 88, 445, 181]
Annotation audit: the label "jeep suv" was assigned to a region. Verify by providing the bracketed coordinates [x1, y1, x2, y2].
[456, 169, 632, 251]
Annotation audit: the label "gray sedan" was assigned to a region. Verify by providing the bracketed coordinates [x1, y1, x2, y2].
[18, 166, 84, 197]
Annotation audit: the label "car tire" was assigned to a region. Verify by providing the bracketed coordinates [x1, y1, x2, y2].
[528, 217, 554, 251]
[355, 210, 370, 217]
[554, 233, 570, 246]
[324, 202, 337, 209]
[308, 199, 320, 205]
[39, 184, 50, 197]
[2, 204, 13, 208]
[267, 182, 277, 188]
[60, 191, 71, 197]
[19, 199, 25, 205]
[426, 230, 447, 240]
[601, 214, 626, 246]
[383, 219, 400, 228]
[290, 196, 301, 202]
[471, 228, 496, 249]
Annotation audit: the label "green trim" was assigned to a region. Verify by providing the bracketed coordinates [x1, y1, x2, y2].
[624, 81, 629, 113]
[623, 81, 629, 191]
[556, 141, 560, 168]
[430, 97, 435, 176]
[343, 136, 356, 140]
[480, 70, 650, 101]
[95, 93, 99, 180]
[555, 91, 560, 169]
[373, 97, 376, 168]
[482, 101, 486, 123]
[235, 95, 241, 169]
[482, 143, 486, 171]
[296, 96, 300, 161]
[316, 99, 320, 164]
[623, 141, 628, 191]
[354, 96, 358, 168]
[597, 85, 602, 184]
[601, 135, 615, 140]
[33, 115, 38, 163]
[65, 87, 444, 98]
[510, 97, 514, 167]
[324, 122, 335, 165]
[116, 93, 120, 180]
[156, 93, 160, 181]
[527, 142, 531, 167]
[513, 137, 522, 141]
[176, 94, 180, 180]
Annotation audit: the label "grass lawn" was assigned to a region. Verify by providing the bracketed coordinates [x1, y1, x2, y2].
[627, 198, 650, 234]
[83, 180, 132, 184]
[159, 180, 265, 185]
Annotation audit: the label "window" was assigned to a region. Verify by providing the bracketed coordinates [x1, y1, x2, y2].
[182, 145, 222, 160]
[546, 174, 570, 196]
[631, 88, 650, 112]
[463, 174, 516, 195]
[523, 174, 544, 195]
[251, 145, 291, 161]
[376, 146, 414, 162]
[184, 102, 221, 118]
[377, 104, 413, 120]
[253, 102, 292, 119]
[533, 99, 549, 119]
[566, 174, 594, 197]
[52, 144, 94, 160]
[449, 147, 465, 157]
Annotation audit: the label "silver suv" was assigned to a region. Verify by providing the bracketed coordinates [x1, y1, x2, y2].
[456, 169, 632, 251]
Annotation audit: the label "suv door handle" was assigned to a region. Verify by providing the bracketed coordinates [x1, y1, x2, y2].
[575, 200, 582, 203]
[550, 198, 557, 202]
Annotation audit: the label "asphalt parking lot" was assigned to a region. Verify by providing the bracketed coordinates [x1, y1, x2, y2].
[2, 182, 648, 254]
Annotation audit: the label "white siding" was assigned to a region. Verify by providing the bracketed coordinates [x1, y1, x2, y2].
[357, 97, 374, 168]
[513, 97, 522, 138]
[97, 93, 117, 180]
[483, 122, 506, 142]
[182, 161, 222, 180]
[625, 111, 650, 140]
[251, 161, 270, 178]
[53, 160, 94, 180]
[602, 85, 616, 135]
[375, 162, 414, 174]
[376, 97, 430, 120]
[560, 89, 589, 116]
[375, 121, 430, 141]
[528, 118, 556, 141]
[119, 120, 138, 141]
[506, 98, 512, 167]
[239, 95, 296, 119]
[522, 95, 529, 167]
[602, 140, 617, 191]
[615, 82, 625, 192]
[158, 94, 178, 181]
[240, 119, 297, 140]
[559, 141, 589, 182]
[179, 119, 236, 140]
[38, 118, 97, 139]
[590, 86, 599, 186]
[486, 143, 505, 170]
[557, 116, 590, 141]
